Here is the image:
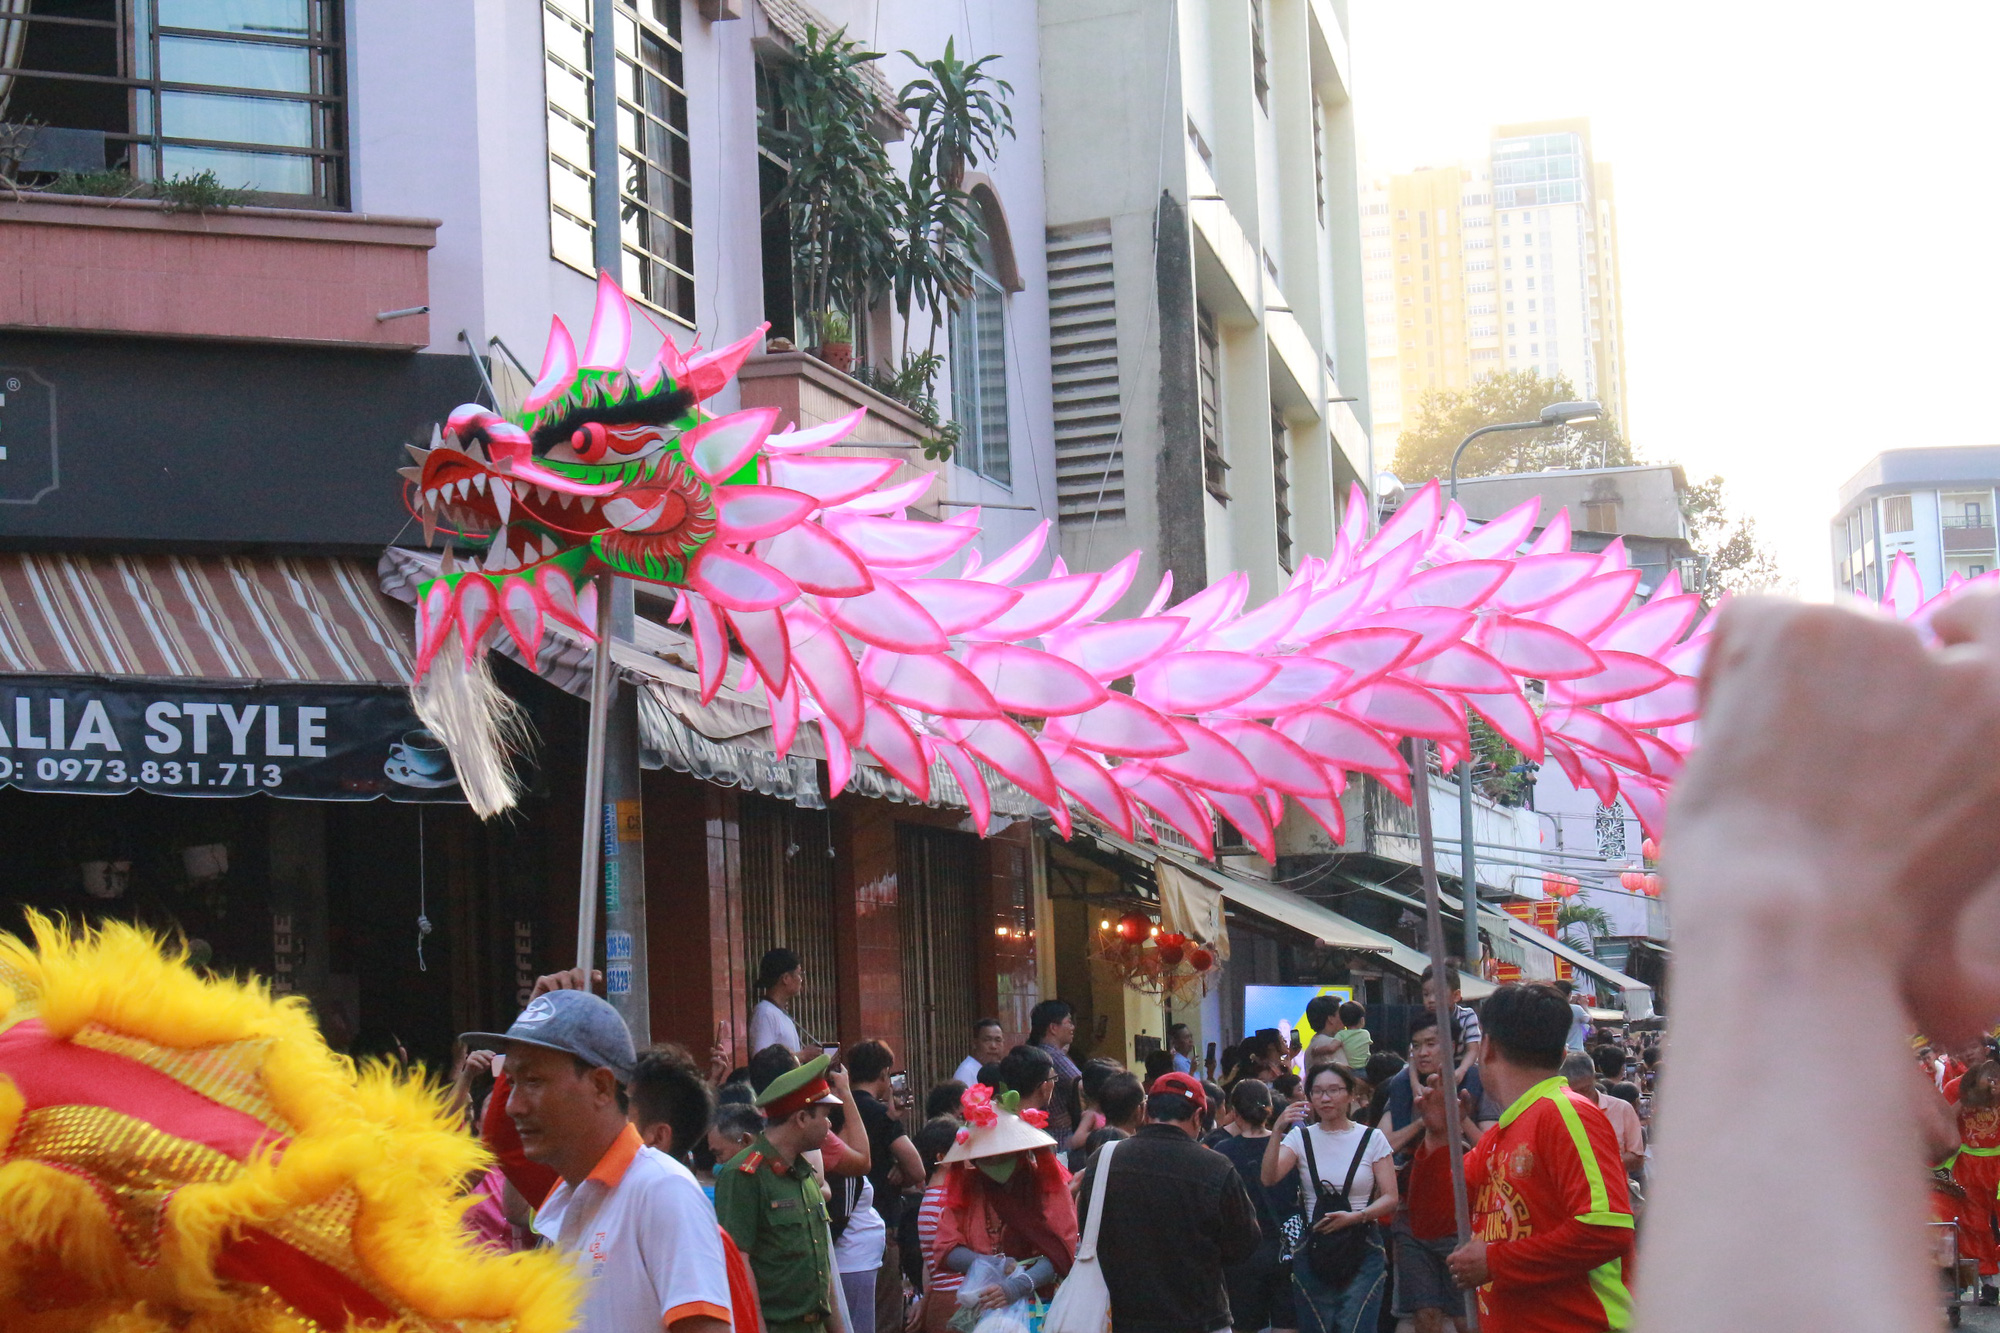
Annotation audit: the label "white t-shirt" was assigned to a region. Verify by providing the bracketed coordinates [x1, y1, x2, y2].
[1283, 1122, 1394, 1218]
[952, 1055, 986, 1087]
[749, 998, 801, 1055]
[1567, 1003, 1591, 1051]
[835, 1176, 886, 1274]
[533, 1129, 734, 1331]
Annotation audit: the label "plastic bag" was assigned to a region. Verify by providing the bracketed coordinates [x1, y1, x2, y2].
[951, 1255, 1035, 1333]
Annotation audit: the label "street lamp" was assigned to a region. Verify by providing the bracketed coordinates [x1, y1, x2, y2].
[1441, 399, 1601, 971]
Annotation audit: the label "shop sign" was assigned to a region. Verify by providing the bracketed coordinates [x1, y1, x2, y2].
[0, 679, 465, 802]
[0, 367, 59, 505]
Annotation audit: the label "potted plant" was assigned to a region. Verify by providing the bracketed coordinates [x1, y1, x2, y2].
[810, 309, 854, 373]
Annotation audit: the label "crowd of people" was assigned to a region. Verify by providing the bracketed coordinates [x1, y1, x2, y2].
[438, 940, 1674, 1333]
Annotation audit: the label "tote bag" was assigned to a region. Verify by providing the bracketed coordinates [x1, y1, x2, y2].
[1042, 1138, 1119, 1333]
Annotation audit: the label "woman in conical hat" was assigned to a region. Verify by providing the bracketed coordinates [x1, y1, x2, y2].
[925, 1067, 1080, 1333]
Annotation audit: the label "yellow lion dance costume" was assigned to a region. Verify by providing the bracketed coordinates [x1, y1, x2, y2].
[0, 914, 578, 1331]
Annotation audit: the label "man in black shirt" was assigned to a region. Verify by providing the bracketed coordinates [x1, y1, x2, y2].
[1075, 1073, 1262, 1333]
[844, 1040, 925, 1333]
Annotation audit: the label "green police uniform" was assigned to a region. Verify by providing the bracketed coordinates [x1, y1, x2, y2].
[716, 1056, 844, 1333]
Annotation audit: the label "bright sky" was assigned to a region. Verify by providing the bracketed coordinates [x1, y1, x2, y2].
[1349, 1, 2000, 598]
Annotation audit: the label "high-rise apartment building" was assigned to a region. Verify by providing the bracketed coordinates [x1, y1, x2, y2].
[1362, 118, 1627, 459]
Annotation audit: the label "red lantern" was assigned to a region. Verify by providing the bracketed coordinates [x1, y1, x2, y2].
[1157, 932, 1186, 966]
[1545, 873, 1578, 899]
[1115, 912, 1150, 944]
[1641, 837, 1660, 861]
[1619, 870, 1645, 894]
[1187, 947, 1215, 973]
[1643, 873, 1663, 897]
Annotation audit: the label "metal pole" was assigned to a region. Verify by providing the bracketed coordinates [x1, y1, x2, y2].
[1412, 740, 1481, 1331]
[1458, 761, 1480, 971]
[601, 580, 651, 1043]
[575, 571, 616, 972]
[590, 0, 622, 280]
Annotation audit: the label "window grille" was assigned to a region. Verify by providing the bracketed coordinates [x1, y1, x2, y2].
[543, 0, 695, 324]
[1595, 803, 1627, 863]
[1, 0, 346, 207]
[949, 264, 1011, 484]
[1047, 222, 1122, 526]
[1197, 308, 1229, 502]
[1272, 410, 1292, 572]
[739, 794, 841, 1044]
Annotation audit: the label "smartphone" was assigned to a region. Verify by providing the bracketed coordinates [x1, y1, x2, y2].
[823, 1044, 840, 1068]
[891, 1072, 908, 1105]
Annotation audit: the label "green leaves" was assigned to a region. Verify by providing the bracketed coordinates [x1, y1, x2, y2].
[899, 38, 1016, 194]
[1392, 369, 1632, 483]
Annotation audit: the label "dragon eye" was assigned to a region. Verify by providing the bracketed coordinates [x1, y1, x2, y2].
[571, 422, 613, 463]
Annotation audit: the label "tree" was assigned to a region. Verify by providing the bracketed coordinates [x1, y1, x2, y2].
[1555, 895, 1614, 952]
[1391, 370, 1631, 483]
[1681, 474, 1790, 597]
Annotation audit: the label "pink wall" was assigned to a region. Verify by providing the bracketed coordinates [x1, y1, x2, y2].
[0, 196, 436, 348]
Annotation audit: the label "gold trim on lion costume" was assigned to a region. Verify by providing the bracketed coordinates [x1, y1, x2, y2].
[0, 914, 578, 1331]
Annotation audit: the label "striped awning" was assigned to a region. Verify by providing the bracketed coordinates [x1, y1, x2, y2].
[0, 552, 414, 685]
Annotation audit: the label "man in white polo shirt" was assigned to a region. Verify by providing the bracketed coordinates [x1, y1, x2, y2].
[466, 986, 734, 1333]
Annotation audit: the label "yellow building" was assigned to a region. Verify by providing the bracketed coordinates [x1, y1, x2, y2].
[1363, 118, 1627, 461]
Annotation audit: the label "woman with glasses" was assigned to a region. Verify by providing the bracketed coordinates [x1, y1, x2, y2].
[1259, 1063, 1397, 1333]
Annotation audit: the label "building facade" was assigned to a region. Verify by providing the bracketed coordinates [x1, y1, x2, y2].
[1833, 446, 2000, 600]
[1362, 117, 1628, 458]
[0, 0, 1059, 1085]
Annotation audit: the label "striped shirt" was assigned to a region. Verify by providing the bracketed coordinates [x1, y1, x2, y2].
[918, 1184, 963, 1299]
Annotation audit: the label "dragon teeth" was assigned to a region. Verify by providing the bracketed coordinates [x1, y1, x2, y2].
[557, 490, 573, 510]
[471, 474, 488, 496]
[577, 495, 596, 513]
[541, 536, 560, 558]
[492, 485, 511, 522]
[534, 484, 552, 505]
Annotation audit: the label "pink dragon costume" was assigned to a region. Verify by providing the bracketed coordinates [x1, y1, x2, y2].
[402, 272, 1736, 841]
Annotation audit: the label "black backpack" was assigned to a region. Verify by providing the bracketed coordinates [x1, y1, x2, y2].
[1299, 1124, 1378, 1288]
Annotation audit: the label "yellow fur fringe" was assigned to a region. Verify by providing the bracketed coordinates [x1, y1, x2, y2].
[0, 914, 579, 1333]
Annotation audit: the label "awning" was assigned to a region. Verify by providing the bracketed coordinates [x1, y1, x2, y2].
[378, 548, 1041, 817]
[0, 551, 412, 684]
[0, 553, 456, 802]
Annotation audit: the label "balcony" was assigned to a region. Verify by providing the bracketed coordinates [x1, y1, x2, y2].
[1943, 519, 1997, 554]
[735, 351, 944, 517]
[0, 194, 437, 349]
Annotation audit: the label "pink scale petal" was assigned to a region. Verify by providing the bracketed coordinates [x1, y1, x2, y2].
[1621, 777, 1668, 840]
[1206, 584, 1310, 652]
[1526, 507, 1572, 555]
[862, 702, 931, 800]
[1362, 480, 1441, 565]
[762, 408, 867, 455]
[757, 521, 874, 597]
[1592, 592, 1699, 658]
[1043, 617, 1187, 680]
[1395, 640, 1515, 693]
[1544, 651, 1676, 706]
[1058, 550, 1142, 628]
[767, 455, 901, 506]
[538, 565, 590, 637]
[1043, 693, 1186, 759]
[1345, 607, 1475, 666]
[823, 721, 855, 796]
[858, 648, 1001, 719]
[1292, 792, 1348, 845]
[1631, 730, 1685, 779]
[1205, 789, 1277, 860]
[1594, 536, 1630, 574]
[931, 738, 993, 835]
[684, 593, 728, 703]
[968, 520, 1050, 585]
[683, 407, 778, 484]
[822, 580, 949, 653]
[1277, 709, 1407, 776]
[1115, 769, 1215, 856]
[722, 605, 791, 694]
[1523, 569, 1643, 643]
[1139, 569, 1175, 618]
[1152, 720, 1260, 794]
[1457, 498, 1541, 559]
[947, 715, 1060, 804]
[962, 573, 1103, 640]
[769, 678, 800, 758]
[1544, 707, 1649, 770]
[827, 473, 935, 514]
[888, 578, 1022, 635]
[1045, 747, 1135, 839]
[1133, 651, 1278, 714]
[1302, 625, 1420, 693]
[1341, 680, 1466, 743]
[499, 577, 546, 661]
[1394, 560, 1511, 611]
[1492, 553, 1602, 613]
[454, 577, 499, 663]
[1602, 676, 1702, 728]
[784, 609, 865, 739]
[1463, 686, 1544, 760]
[1476, 614, 1604, 680]
[686, 545, 799, 612]
[523, 315, 578, 415]
[680, 325, 767, 403]
[1164, 573, 1250, 646]
[713, 485, 819, 543]
[1206, 719, 1333, 795]
[821, 511, 978, 570]
[963, 643, 1109, 716]
[1211, 655, 1353, 718]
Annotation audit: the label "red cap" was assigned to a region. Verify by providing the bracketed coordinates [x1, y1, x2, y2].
[1149, 1071, 1207, 1114]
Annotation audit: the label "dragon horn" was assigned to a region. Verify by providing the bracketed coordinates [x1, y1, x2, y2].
[405, 443, 430, 465]
[580, 270, 633, 371]
[523, 314, 578, 414]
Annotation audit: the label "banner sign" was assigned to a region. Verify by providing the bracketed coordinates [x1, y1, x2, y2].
[0, 679, 465, 803]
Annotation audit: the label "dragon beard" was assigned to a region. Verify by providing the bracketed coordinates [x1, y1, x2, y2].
[411, 626, 534, 818]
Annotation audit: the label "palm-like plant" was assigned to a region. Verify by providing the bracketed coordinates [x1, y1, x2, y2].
[1555, 896, 1614, 952]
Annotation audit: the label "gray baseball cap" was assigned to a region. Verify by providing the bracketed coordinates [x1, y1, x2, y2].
[462, 989, 636, 1083]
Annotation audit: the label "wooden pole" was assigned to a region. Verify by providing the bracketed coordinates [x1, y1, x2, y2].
[1411, 739, 1481, 1330]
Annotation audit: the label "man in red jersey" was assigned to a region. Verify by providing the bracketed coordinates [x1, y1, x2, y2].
[1441, 983, 1634, 1332]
